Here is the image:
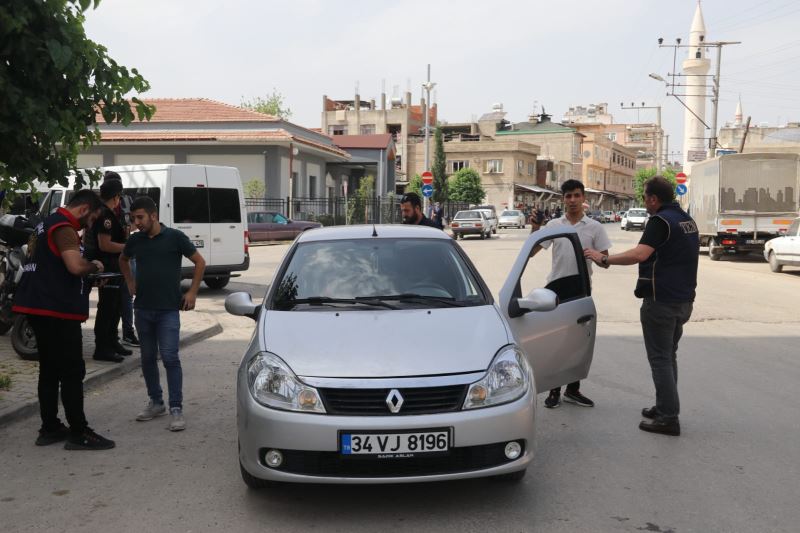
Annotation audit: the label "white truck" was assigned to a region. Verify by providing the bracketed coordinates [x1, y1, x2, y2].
[687, 153, 799, 261]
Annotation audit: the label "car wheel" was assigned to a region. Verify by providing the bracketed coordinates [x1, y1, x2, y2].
[239, 461, 275, 490]
[708, 238, 722, 261]
[204, 275, 231, 290]
[12, 315, 38, 360]
[768, 251, 783, 273]
[480, 231, 486, 240]
[493, 469, 526, 482]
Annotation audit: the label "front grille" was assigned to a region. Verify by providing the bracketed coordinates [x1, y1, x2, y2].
[318, 385, 468, 416]
[261, 441, 524, 478]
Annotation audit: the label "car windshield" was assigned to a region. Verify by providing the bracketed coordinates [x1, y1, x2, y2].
[501, 210, 519, 216]
[628, 210, 647, 216]
[455, 211, 482, 220]
[272, 238, 488, 311]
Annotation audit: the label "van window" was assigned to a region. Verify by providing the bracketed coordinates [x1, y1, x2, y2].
[174, 187, 210, 223]
[209, 188, 241, 223]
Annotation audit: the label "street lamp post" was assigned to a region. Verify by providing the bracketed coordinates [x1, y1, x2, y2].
[422, 64, 436, 214]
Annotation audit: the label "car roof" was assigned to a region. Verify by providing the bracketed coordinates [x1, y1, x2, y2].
[295, 224, 451, 243]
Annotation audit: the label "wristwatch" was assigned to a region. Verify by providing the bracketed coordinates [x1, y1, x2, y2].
[601, 255, 609, 266]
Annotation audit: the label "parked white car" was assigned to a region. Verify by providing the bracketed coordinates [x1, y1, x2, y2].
[764, 218, 800, 272]
[226, 224, 596, 486]
[498, 209, 527, 229]
[622, 208, 648, 231]
[601, 210, 615, 223]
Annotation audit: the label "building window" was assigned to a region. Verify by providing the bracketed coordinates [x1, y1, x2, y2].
[360, 124, 376, 135]
[449, 160, 468, 173]
[328, 125, 347, 136]
[309, 175, 317, 198]
[606, 133, 617, 142]
[528, 162, 535, 175]
[291, 171, 299, 197]
[517, 160, 524, 173]
[485, 159, 503, 173]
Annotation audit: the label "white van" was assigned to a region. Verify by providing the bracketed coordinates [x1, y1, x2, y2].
[35, 164, 250, 289]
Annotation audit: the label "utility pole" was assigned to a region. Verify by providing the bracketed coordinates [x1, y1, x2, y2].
[620, 102, 663, 171]
[421, 64, 436, 214]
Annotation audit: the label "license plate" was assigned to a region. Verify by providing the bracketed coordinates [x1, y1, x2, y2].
[340, 429, 450, 457]
[191, 239, 204, 248]
[461, 223, 473, 227]
[746, 239, 765, 244]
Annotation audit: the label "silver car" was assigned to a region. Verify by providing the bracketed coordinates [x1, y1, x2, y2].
[498, 209, 527, 229]
[226, 224, 596, 486]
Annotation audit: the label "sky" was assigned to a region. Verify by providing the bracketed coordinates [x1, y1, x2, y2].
[84, 0, 800, 163]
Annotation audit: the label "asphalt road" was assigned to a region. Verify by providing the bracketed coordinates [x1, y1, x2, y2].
[1, 225, 798, 533]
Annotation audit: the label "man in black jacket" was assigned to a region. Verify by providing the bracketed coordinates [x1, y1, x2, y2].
[400, 192, 441, 228]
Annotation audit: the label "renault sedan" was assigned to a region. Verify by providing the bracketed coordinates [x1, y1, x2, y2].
[226, 224, 596, 486]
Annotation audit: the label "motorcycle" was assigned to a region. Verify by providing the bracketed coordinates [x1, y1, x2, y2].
[0, 214, 38, 360]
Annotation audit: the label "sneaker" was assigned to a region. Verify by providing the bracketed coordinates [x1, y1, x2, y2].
[64, 427, 116, 450]
[641, 406, 659, 419]
[639, 416, 681, 436]
[544, 391, 561, 409]
[35, 422, 70, 446]
[168, 408, 186, 432]
[113, 342, 133, 356]
[563, 390, 595, 407]
[136, 400, 167, 421]
[122, 333, 140, 347]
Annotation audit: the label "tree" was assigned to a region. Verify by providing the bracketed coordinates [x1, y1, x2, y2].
[244, 178, 265, 198]
[0, 0, 155, 196]
[348, 175, 374, 224]
[432, 127, 448, 203]
[241, 90, 292, 120]
[448, 168, 486, 205]
[634, 167, 677, 204]
[406, 174, 423, 198]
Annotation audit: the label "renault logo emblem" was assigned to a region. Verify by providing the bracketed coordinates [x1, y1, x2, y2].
[386, 389, 404, 414]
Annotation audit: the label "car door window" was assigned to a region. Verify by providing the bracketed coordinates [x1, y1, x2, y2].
[274, 214, 289, 225]
[209, 188, 241, 223]
[520, 235, 590, 304]
[173, 187, 210, 223]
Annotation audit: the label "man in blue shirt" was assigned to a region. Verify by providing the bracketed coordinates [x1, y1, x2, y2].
[119, 196, 205, 432]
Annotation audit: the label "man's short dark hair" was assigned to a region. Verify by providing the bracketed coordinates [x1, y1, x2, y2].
[130, 196, 158, 215]
[99, 179, 123, 201]
[103, 170, 121, 182]
[644, 176, 675, 204]
[560, 179, 585, 195]
[400, 192, 422, 209]
[67, 189, 103, 212]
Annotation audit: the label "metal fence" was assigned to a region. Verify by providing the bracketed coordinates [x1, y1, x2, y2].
[245, 197, 471, 226]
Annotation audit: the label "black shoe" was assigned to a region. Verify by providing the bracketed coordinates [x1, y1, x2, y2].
[35, 423, 70, 446]
[641, 406, 659, 419]
[113, 342, 133, 356]
[544, 391, 561, 409]
[93, 352, 124, 363]
[639, 416, 680, 436]
[122, 333, 140, 347]
[563, 390, 595, 407]
[64, 427, 116, 450]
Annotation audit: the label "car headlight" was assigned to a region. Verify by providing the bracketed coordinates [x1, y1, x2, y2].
[463, 346, 531, 410]
[247, 352, 325, 413]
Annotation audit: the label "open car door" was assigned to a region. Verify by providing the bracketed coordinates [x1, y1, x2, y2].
[498, 226, 597, 393]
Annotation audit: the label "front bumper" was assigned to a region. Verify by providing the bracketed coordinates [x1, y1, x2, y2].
[237, 382, 536, 484]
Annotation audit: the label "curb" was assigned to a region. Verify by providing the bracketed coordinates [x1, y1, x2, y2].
[0, 315, 223, 428]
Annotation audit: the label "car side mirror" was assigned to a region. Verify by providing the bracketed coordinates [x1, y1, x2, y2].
[517, 288, 558, 313]
[225, 291, 259, 320]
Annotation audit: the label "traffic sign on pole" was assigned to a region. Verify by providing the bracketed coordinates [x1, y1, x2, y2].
[421, 171, 433, 185]
[675, 172, 687, 185]
[676, 184, 688, 196]
[421, 184, 434, 198]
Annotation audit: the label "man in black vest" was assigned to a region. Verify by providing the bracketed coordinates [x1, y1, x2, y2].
[584, 176, 699, 436]
[13, 190, 116, 450]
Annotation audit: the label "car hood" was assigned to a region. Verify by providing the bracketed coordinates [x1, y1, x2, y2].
[260, 305, 510, 378]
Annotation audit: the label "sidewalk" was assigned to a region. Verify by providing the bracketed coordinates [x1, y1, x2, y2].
[0, 298, 222, 427]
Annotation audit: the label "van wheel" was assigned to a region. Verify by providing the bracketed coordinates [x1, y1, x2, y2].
[768, 251, 783, 273]
[708, 238, 722, 262]
[204, 275, 231, 290]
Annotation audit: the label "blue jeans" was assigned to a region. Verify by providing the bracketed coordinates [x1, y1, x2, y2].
[135, 309, 182, 409]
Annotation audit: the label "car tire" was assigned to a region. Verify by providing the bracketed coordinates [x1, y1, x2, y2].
[768, 251, 783, 273]
[480, 231, 486, 240]
[204, 275, 231, 290]
[239, 461, 275, 490]
[493, 469, 526, 482]
[12, 315, 38, 360]
[708, 238, 722, 261]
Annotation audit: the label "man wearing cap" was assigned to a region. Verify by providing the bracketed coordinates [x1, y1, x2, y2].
[89, 179, 131, 363]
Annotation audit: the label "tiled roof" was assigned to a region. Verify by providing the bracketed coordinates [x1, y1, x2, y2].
[332, 134, 394, 149]
[98, 129, 350, 158]
[99, 98, 280, 123]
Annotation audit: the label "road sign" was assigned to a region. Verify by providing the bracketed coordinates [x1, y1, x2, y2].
[421, 171, 433, 185]
[421, 184, 433, 198]
[676, 184, 688, 196]
[675, 172, 687, 185]
[687, 150, 706, 162]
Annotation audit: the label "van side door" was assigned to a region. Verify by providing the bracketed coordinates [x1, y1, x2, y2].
[205, 166, 246, 268]
[169, 165, 211, 268]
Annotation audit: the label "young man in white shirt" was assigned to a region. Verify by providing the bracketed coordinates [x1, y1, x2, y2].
[541, 180, 611, 409]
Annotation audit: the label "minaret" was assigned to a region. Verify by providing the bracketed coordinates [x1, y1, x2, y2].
[682, 1, 711, 173]
[734, 97, 743, 127]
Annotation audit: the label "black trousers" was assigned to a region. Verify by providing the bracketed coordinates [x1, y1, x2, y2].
[94, 285, 121, 354]
[30, 315, 87, 435]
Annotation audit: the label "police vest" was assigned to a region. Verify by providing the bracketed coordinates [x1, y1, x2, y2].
[635, 203, 700, 303]
[12, 208, 91, 320]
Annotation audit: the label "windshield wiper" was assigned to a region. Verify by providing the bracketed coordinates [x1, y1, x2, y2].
[282, 296, 398, 310]
[361, 294, 471, 307]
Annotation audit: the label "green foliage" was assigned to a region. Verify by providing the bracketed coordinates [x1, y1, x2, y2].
[0, 372, 11, 391]
[432, 127, 448, 203]
[244, 178, 266, 198]
[634, 167, 677, 203]
[407, 174, 423, 197]
[347, 175, 374, 224]
[0, 0, 155, 197]
[241, 89, 292, 120]
[448, 168, 485, 205]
